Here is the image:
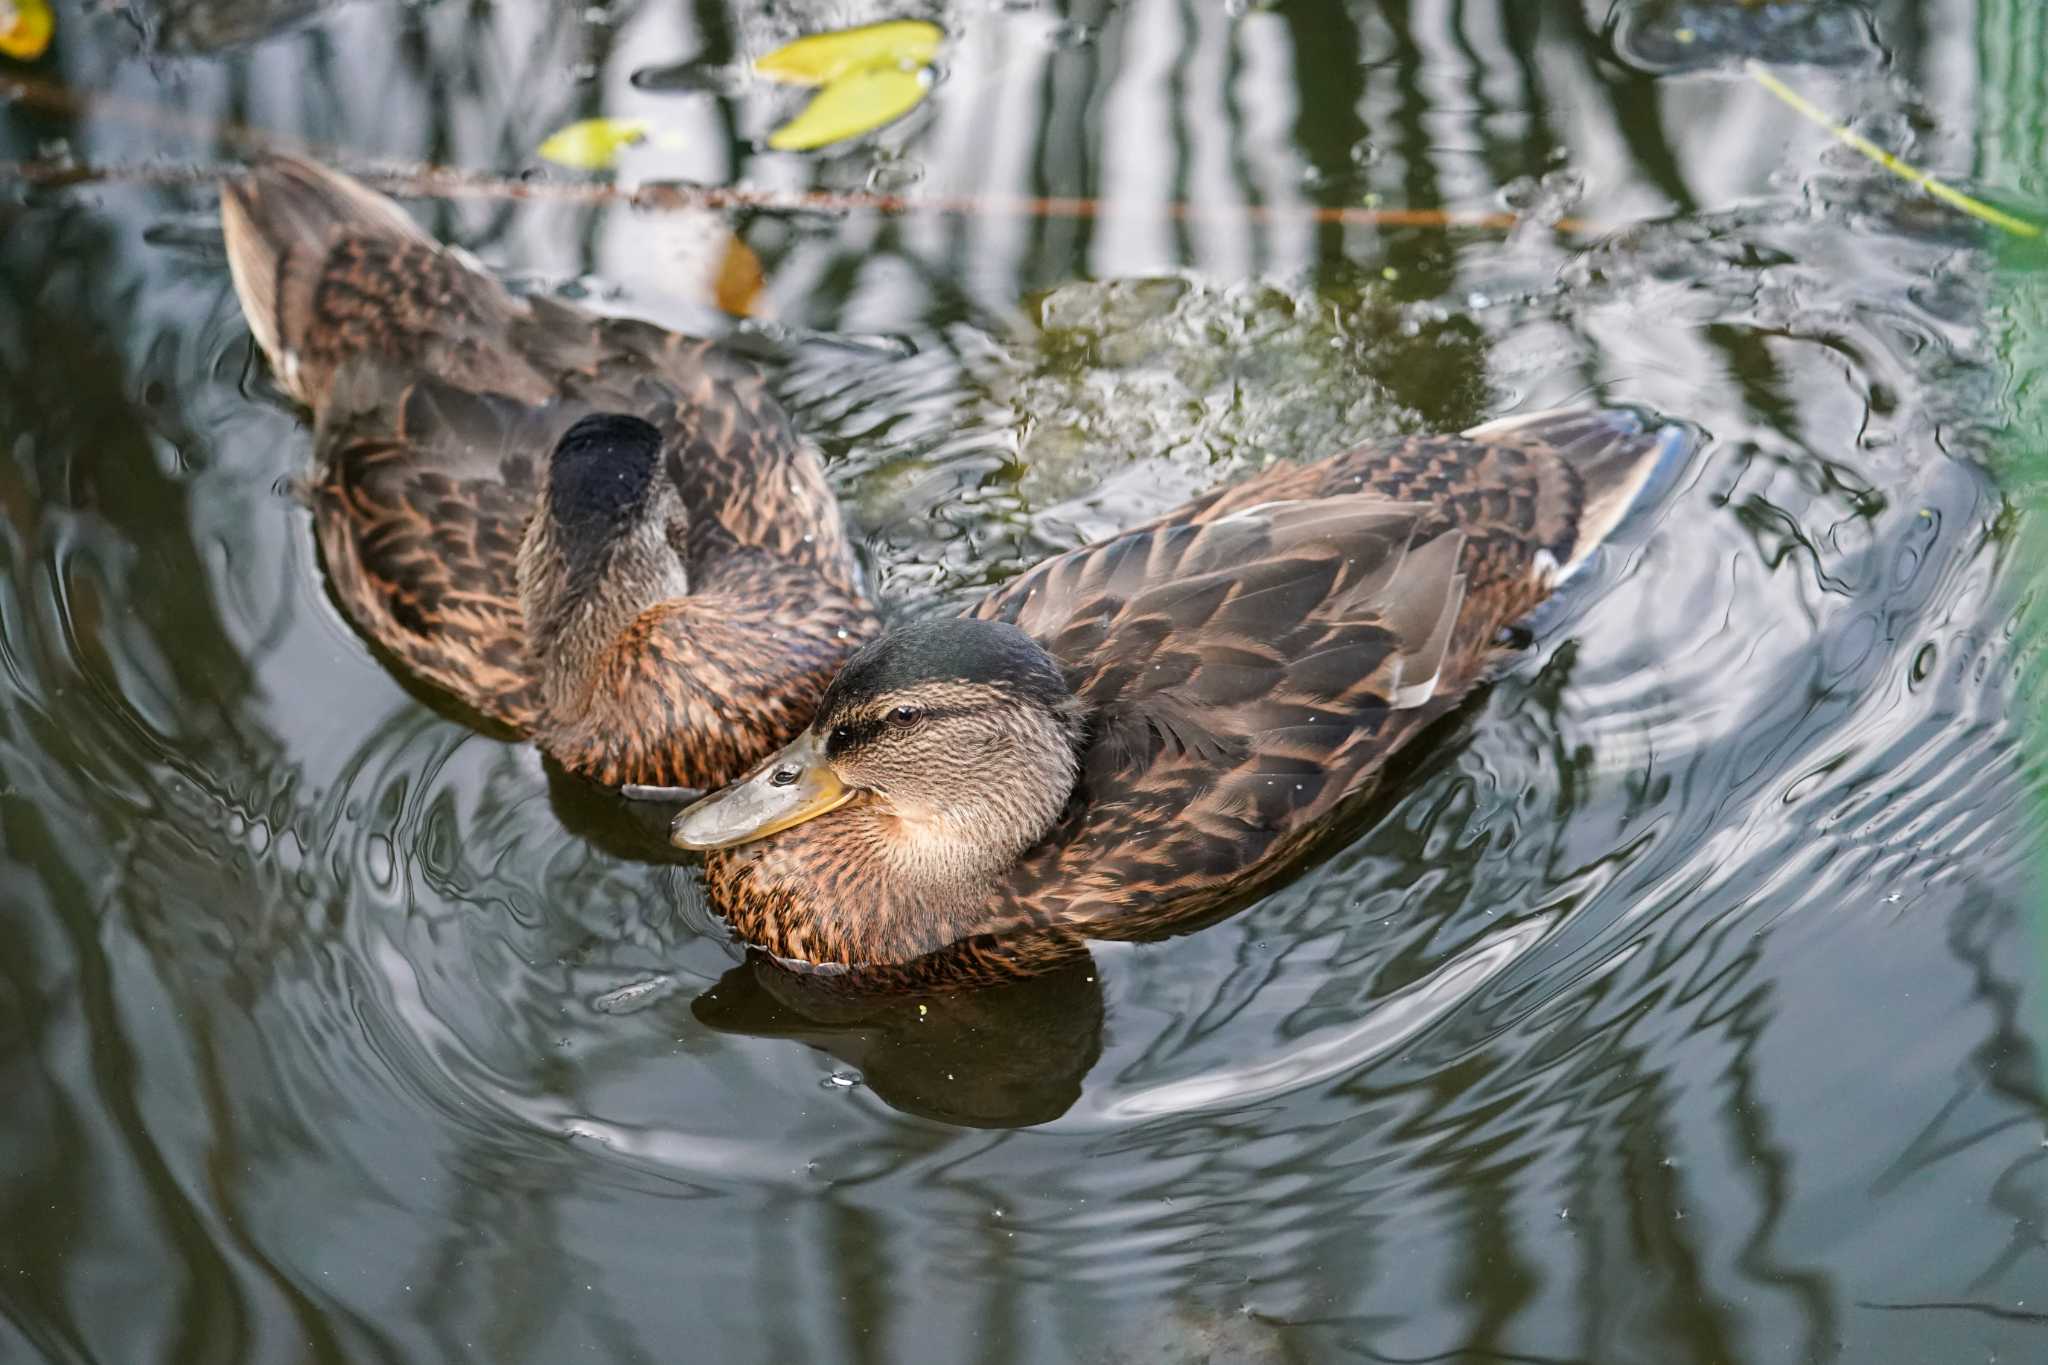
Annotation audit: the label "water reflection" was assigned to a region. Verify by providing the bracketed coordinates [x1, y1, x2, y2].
[4, 0, 2046, 1360]
[697, 953, 1106, 1128]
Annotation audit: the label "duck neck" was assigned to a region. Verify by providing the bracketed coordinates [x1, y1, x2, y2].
[517, 511, 690, 721]
[520, 412, 693, 724]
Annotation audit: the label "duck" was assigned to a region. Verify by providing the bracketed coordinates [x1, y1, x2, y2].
[670, 407, 1694, 974]
[218, 156, 877, 790]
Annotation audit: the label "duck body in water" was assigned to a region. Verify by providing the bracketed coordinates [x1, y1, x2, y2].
[219, 157, 878, 789]
[674, 408, 1694, 975]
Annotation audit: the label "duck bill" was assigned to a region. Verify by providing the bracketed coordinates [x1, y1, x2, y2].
[670, 730, 852, 851]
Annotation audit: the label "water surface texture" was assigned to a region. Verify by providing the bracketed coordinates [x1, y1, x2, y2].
[4, 1, 2047, 1361]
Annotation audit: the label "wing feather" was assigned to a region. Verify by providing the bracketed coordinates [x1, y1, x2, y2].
[971, 495, 1474, 925]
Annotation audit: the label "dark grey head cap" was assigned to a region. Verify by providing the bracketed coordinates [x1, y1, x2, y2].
[821, 618, 1072, 716]
[547, 413, 666, 575]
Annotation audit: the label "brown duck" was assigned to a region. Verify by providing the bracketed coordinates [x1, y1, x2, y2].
[672, 407, 1693, 974]
[219, 157, 877, 789]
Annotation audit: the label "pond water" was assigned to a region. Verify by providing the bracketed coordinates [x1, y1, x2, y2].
[4, 0, 2047, 1361]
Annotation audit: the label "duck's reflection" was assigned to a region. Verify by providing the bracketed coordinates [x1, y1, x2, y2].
[693, 949, 1105, 1129]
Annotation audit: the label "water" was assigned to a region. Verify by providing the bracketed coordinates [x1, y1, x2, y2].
[4, 1, 2046, 1361]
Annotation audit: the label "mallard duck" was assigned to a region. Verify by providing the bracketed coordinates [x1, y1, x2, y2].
[219, 156, 877, 789]
[671, 407, 1694, 971]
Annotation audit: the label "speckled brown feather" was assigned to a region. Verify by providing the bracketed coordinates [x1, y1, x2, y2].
[705, 409, 1687, 976]
[223, 157, 876, 787]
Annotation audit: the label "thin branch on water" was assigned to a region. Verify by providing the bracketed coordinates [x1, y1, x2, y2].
[0, 72, 1565, 233]
[1855, 1299, 2048, 1325]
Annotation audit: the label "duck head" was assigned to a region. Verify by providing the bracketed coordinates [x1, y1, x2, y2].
[518, 413, 691, 716]
[673, 618, 1087, 899]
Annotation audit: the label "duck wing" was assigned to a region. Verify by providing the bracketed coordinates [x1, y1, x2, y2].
[969, 496, 1468, 924]
[307, 367, 550, 726]
[967, 407, 1692, 930]
[221, 157, 549, 414]
[1184, 407, 1690, 590]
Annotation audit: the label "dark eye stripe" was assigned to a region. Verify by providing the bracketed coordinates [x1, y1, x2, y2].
[824, 704, 979, 756]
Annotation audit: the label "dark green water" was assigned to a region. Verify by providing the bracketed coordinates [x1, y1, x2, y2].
[4, 1, 2046, 1361]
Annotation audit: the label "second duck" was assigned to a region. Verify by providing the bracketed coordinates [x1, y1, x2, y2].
[672, 406, 1693, 972]
[220, 156, 877, 790]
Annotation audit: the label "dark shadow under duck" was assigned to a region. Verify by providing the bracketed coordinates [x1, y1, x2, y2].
[693, 950, 1105, 1127]
[670, 406, 1696, 978]
[220, 156, 877, 789]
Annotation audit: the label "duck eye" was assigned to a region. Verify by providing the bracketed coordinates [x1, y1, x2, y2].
[888, 704, 924, 727]
[830, 725, 851, 746]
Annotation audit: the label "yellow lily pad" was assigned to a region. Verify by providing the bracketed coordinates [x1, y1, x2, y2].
[767, 67, 929, 152]
[755, 19, 941, 86]
[0, 0, 53, 61]
[537, 117, 653, 171]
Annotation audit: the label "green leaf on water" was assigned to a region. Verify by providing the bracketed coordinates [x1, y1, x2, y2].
[754, 19, 942, 86]
[536, 117, 654, 171]
[767, 66, 931, 152]
[1745, 60, 2042, 239]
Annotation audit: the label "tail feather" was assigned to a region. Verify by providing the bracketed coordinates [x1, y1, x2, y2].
[1464, 405, 1698, 576]
[219, 157, 427, 402]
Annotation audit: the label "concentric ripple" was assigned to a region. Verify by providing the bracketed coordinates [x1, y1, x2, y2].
[3, 0, 2045, 1361]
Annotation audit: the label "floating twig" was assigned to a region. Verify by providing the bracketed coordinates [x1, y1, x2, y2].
[0, 152, 1542, 231]
[0, 73, 1563, 233]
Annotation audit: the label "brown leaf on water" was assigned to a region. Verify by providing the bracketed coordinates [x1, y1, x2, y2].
[712, 235, 768, 319]
[663, 213, 771, 319]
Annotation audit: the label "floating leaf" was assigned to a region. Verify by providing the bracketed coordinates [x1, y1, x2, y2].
[754, 20, 941, 86]
[536, 117, 653, 171]
[663, 214, 771, 319]
[1744, 60, 2042, 239]
[768, 67, 929, 152]
[0, 0, 53, 61]
[712, 235, 768, 318]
